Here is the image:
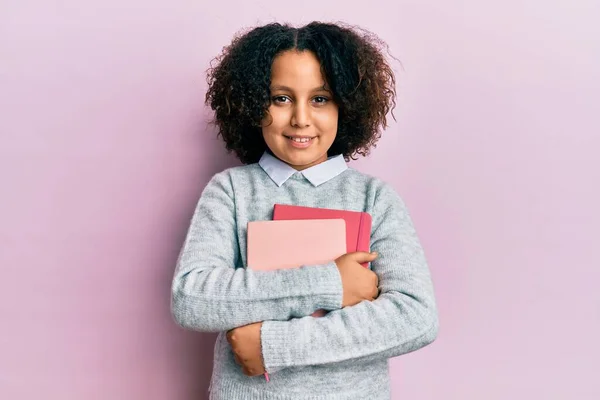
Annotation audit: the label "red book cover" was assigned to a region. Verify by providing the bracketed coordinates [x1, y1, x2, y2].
[272, 204, 372, 267]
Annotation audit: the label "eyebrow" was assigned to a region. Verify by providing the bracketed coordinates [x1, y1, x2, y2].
[270, 84, 331, 92]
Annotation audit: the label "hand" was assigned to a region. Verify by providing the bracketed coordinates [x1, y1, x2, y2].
[335, 251, 379, 307]
[226, 322, 266, 377]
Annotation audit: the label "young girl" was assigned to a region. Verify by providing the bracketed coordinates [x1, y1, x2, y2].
[171, 21, 438, 400]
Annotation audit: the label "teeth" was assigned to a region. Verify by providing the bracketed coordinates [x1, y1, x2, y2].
[289, 137, 311, 143]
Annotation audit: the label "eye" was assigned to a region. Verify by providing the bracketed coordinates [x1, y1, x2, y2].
[312, 96, 330, 104]
[272, 96, 290, 104]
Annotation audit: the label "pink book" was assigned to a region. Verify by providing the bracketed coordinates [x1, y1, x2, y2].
[247, 219, 346, 319]
[272, 204, 372, 267]
[247, 219, 346, 270]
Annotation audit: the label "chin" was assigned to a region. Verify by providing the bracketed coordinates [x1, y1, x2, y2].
[283, 152, 325, 169]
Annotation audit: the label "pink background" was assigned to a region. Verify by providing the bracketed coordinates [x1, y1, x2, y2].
[1, 1, 599, 399]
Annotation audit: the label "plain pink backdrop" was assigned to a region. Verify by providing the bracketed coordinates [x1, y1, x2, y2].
[1, 1, 599, 399]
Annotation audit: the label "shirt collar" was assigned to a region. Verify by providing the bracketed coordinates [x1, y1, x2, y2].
[258, 151, 348, 187]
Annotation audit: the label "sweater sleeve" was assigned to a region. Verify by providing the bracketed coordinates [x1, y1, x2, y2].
[260, 183, 439, 371]
[170, 171, 344, 333]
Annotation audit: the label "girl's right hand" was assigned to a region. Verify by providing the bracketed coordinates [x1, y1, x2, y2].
[334, 252, 379, 307]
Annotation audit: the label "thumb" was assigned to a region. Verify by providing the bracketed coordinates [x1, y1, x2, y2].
[352, 251, 378, 263]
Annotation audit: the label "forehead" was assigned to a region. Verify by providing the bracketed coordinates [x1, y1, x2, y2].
[270, 50, 326, 89]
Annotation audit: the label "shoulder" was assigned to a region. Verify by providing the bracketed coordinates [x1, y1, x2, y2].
[202, 163, 265, 195]
[207, 163, 263, 184]
[344, 168, 404, 204]
[223, 163, 263, 177]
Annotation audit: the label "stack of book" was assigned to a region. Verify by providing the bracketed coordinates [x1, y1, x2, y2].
[247, 204, 372, 317]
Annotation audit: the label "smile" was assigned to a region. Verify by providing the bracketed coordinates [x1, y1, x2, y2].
[284, 135, 316, 149]
[284, 136, 315, 143]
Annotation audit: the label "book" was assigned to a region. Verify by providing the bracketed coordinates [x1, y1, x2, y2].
[246, 219, 347, 270]
[272, 204, 372, 267]
[246, 219, 347, 319]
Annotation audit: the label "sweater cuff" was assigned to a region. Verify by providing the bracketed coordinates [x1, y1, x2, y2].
[304, 261, 343, 311]
[260, 320, 294, 371]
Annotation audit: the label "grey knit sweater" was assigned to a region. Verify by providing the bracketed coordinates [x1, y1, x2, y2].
[171, 154, 439, 400]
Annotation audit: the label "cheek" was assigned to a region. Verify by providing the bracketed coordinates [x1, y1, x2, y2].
[330, 114, 339, 131]
[262, 108, 286, 134]
[316, 110, 339, 134]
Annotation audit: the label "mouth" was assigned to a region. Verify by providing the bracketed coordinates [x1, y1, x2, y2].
[284, 135, 316, 149]
[284, 135, 315, 143]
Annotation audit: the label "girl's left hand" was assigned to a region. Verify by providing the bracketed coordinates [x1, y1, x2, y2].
[226, 321, 266, 376]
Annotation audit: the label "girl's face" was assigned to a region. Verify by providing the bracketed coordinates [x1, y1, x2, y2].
[262, 50, 339, 171]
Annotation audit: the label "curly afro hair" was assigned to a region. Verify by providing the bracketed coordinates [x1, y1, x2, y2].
[205, 21, 397, 164]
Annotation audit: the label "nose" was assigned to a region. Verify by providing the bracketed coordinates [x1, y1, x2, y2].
[290, 103, 310, 128]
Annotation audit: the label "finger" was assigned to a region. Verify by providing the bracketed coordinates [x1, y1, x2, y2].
[226, 330, 236, 343]
[351, 251, 378, 263]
